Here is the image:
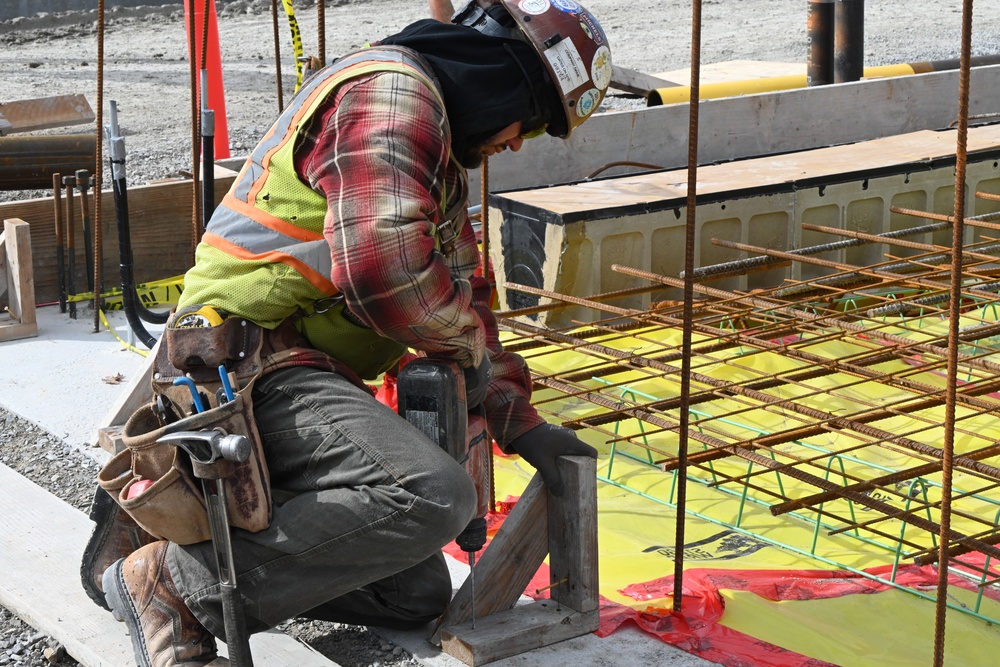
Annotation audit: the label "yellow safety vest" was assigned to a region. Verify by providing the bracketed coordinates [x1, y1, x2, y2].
[179, 46, 462, 379]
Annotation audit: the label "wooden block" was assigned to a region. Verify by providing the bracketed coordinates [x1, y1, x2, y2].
[96, 425, 126, 455]
[547, 456, 599, 613]
[0, 94, 95, 135]
[0, 218, 37, 342]
[431, 471, 549, 644]
[440, 599, 600, 666]
[609, 64, 679, 96]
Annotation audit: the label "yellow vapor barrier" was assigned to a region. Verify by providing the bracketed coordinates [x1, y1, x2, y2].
[495, 302, 1000, 665]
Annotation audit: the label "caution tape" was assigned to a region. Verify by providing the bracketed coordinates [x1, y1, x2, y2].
[280, 0, 305, 91]
[67, 275, 185, 310]
[98, 308, 151, 357]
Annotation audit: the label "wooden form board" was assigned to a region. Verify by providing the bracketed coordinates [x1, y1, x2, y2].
[0, 462, 342, 667]
[434, 457, 599, 666]
[467, 64, 1000, 204]
[0, 94, 94, 135]
[0, 166, 237, 305]
[0, 218, 38, 342]
[502, 124, 1000, 216]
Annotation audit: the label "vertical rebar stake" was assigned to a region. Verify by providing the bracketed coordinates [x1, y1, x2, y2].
[934, 0, 975, 664]
[673, 0, 703, 613]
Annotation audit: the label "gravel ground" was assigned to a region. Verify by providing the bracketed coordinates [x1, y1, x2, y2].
[2, 0, 1000, 665]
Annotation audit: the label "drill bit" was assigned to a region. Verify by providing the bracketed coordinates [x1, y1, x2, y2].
[468, 550, 477, 629]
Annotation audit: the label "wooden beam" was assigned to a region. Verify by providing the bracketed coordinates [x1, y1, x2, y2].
[0, 218, 38, 342]
[0, 94, 95, 135]
[440, 600, 599, 666]
[609, 64, 678, 96]
[434, 457, 600, 665]
[431, 471, 549, 644]
[547, 456, 599, 613]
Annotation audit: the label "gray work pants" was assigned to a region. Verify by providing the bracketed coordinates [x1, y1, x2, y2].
[167, 365, 478, 639]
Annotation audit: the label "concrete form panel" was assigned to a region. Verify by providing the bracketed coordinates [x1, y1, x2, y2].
[490, 127, 1000, 329]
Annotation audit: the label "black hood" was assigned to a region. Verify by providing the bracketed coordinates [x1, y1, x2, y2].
[379, 19, 561, 166]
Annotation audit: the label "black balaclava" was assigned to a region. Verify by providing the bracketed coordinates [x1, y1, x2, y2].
[379, 18, 561, 169]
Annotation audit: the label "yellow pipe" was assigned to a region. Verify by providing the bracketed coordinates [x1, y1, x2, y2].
[648, 64, 917, 106]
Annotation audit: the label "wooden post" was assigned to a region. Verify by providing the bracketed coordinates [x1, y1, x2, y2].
[435, 456, 599, 666]
[0, 218, 38, 342]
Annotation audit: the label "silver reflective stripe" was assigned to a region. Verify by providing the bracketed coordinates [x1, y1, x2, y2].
[208, 206, 332, 278]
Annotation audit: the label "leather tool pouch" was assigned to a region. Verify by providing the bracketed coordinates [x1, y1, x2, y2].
[97, 313, 272, 545]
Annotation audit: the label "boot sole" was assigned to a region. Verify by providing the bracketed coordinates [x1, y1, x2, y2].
[103, 558, 153, 667]
[80, 485, 117, 611]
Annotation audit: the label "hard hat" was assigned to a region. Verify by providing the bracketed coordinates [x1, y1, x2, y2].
[453, 0, 612, 139]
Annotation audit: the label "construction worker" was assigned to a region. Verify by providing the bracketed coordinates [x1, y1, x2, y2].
[98, 1, 612, 664]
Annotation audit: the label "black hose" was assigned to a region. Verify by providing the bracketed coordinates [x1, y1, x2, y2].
[112, 174, 158, 349]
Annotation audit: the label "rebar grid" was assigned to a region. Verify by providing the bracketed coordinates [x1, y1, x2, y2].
[496, 184, 1000, 624]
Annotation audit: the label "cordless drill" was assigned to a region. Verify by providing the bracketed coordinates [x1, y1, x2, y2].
[395, 358, 491, 626]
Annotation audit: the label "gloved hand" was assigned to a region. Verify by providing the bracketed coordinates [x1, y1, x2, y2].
[463, 354, 493, 408]
[509, 423, 598, 496]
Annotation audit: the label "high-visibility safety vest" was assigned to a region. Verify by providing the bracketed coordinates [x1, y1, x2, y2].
[179, 47, 464, 380]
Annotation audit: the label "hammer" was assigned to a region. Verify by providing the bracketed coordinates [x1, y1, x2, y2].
[157, 428, 255, 667]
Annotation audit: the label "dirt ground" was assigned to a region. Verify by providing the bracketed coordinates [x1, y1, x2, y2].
[1, 1, 1000, 666]
[2, 0, 999, 190]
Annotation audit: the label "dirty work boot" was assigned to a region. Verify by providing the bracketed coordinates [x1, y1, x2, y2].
[104, 541, 228, 667]
[81, 486, 158, 610]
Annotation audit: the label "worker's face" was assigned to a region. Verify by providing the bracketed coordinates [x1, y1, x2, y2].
[480, 122, 526, 158]
[460, 121, 527, 169]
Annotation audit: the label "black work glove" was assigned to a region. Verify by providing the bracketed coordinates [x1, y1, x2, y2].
[509, 423, 598, 496]
[463, 354, 493, 408]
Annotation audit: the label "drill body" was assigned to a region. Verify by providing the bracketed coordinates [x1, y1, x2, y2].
[395, 358, 491, 552]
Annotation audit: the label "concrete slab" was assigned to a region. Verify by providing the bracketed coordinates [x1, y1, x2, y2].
[0, 305, 719, 666]
[0, 304, 160, 461]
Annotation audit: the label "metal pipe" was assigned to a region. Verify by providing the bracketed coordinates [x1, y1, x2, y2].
[51, 174, 67, 313]
[807, 0, 835, 86]
[63, 175, 77, 319]
[833, 0, 864, 83]
[75, 169, 95, 295]
[648, 56, 1000, 106]
[0, 135, 96, 190]
[201, 75, 216, 231]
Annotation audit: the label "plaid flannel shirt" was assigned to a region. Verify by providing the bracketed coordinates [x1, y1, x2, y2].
[291, 68, 544, 448]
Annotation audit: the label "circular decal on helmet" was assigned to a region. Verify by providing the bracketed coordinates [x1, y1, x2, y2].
[591, 45, 612, 90]
[550, 0, 582, 14]
[576, 88, 600, 118]
[580, 12, 604, 45]
[518, 0, 550, 15]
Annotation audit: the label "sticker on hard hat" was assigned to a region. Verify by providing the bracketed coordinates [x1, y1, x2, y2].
[544, 38, 589, 94]
[576, 88, 600, 118]
[518, 0, 549, 15]
[550, 0, 582, 13]
[591, 45, 612, 90]
[580, 13, 604, 45]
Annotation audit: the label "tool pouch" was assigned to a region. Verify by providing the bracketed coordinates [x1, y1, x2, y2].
[97, 310, 272, 545]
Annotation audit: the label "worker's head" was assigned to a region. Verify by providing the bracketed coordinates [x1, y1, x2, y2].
[379, 0, 611, 168]
[452, 0, 612, 141]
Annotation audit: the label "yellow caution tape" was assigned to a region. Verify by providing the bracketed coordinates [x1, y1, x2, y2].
[281, 0, 305, 91]
[98, 309, 151, 357]
[68, 275, 185, 310]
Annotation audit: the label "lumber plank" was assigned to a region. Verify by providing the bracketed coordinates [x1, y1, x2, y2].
[609, 64, 678, 95]
[0, 94, 95, 135]
[0, 463, 342, 666]
[440, 600, 599, 666]
[431, 472, 549, 644]
[547, 457, 598, 613]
